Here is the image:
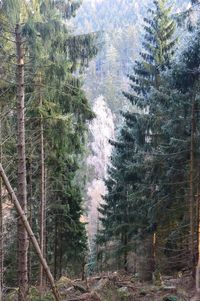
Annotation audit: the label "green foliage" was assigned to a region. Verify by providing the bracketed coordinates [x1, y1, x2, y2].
[98, 0, 178, 275]
[0, 0, 98, 289]
[25, 1, 96, 278]
[124, 0, 177, 108]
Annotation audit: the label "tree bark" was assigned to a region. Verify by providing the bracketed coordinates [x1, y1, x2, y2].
[96, 213, 99, 273]
[59, 230, 63, 278]
[0, 118, 3, 301]
[15, 24, 28, 301]
[39, 75, 45, 295]
[196, 178, 200, 292]
[123, 232, 128, 272]
[54, 217, 58, 279]
[152, 231, 156, 272]
[189, 100, 196, 278]
[0, 164, 61, 301]
[27, 155, 33, 284]
[44, 167, 47, 287]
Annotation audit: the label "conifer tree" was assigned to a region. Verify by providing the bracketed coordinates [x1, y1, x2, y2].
[0, 1, 33, 298]
[123, 0, 177, 108]
[146, 23, 200, 280]
[0, 0, 98, 297]
[99, 0, 177, 279]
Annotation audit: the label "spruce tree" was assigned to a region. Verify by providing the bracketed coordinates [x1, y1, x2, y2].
[0, 0, 98, 295]
[147, 23, 200, 278]
[22, 0, 97, 281]
[99, 0, 177, 279]
[123, 0, 177, 108]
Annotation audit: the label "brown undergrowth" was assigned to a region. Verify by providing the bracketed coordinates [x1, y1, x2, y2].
[6, 272, 194, 301]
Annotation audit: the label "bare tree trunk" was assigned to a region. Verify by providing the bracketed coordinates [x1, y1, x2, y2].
[0, 118, 3, 301]
[39, 75, 45, 296]
[15, 24, 28, 301]
[0, 164, 61, 301]
[27, 153, 33, 284]
[123, 232, 128, 272]
[44, 167, 47, 287]
[54, 217, 58, 280]
[96, 213, 99, 273]
[196, 176, 200, 293]
[153, 231, 156, 271]
[189, 101, 196, 279]
[59, 230, 63, 279]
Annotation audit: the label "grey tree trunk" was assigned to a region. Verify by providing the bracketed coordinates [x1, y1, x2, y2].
[39, 75, 45, 295]
[195, 174, 200, 293]
[189, 100, 195, 278]
[15, 24, 29, 301]
[0, 117, 3, 301]
[27, 147, 33, 283]
[54, 217, 58, 279]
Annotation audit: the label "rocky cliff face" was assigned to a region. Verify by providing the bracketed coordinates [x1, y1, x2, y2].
[73, 0, 191, 240]
[86, 96, 115, 241]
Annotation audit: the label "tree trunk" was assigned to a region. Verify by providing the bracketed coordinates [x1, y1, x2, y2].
[54, 217, 58, 280]
[0, 118, 3, 301]
[0, 164, 61, 301]
[44, 167, 47, 287]
[123, 232, 128, 272]
[189, 100, 196, 278]
[27, 155, 33, 284]
[39, 75, 45, 295]
[96, 213, 99, 273]
[15, 24, 29, 301]
[152, 231, 156, 272]
[138, 235, 153, 282]
[196, 177, 200, 292]
[59, 231, 63, 278]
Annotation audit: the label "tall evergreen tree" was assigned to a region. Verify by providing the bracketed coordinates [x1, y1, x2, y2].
[146, 24, 200, 279]
[123, 0, 177, 108]
[0, 0, 98, 298]
[99, 0, 177, 280]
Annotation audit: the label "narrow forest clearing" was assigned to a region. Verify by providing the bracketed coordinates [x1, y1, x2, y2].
[6, 272, 193, 301]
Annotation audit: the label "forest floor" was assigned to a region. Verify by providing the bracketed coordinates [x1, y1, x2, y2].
[6, 271, 196, 301]
[55, 271, 193, 301]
